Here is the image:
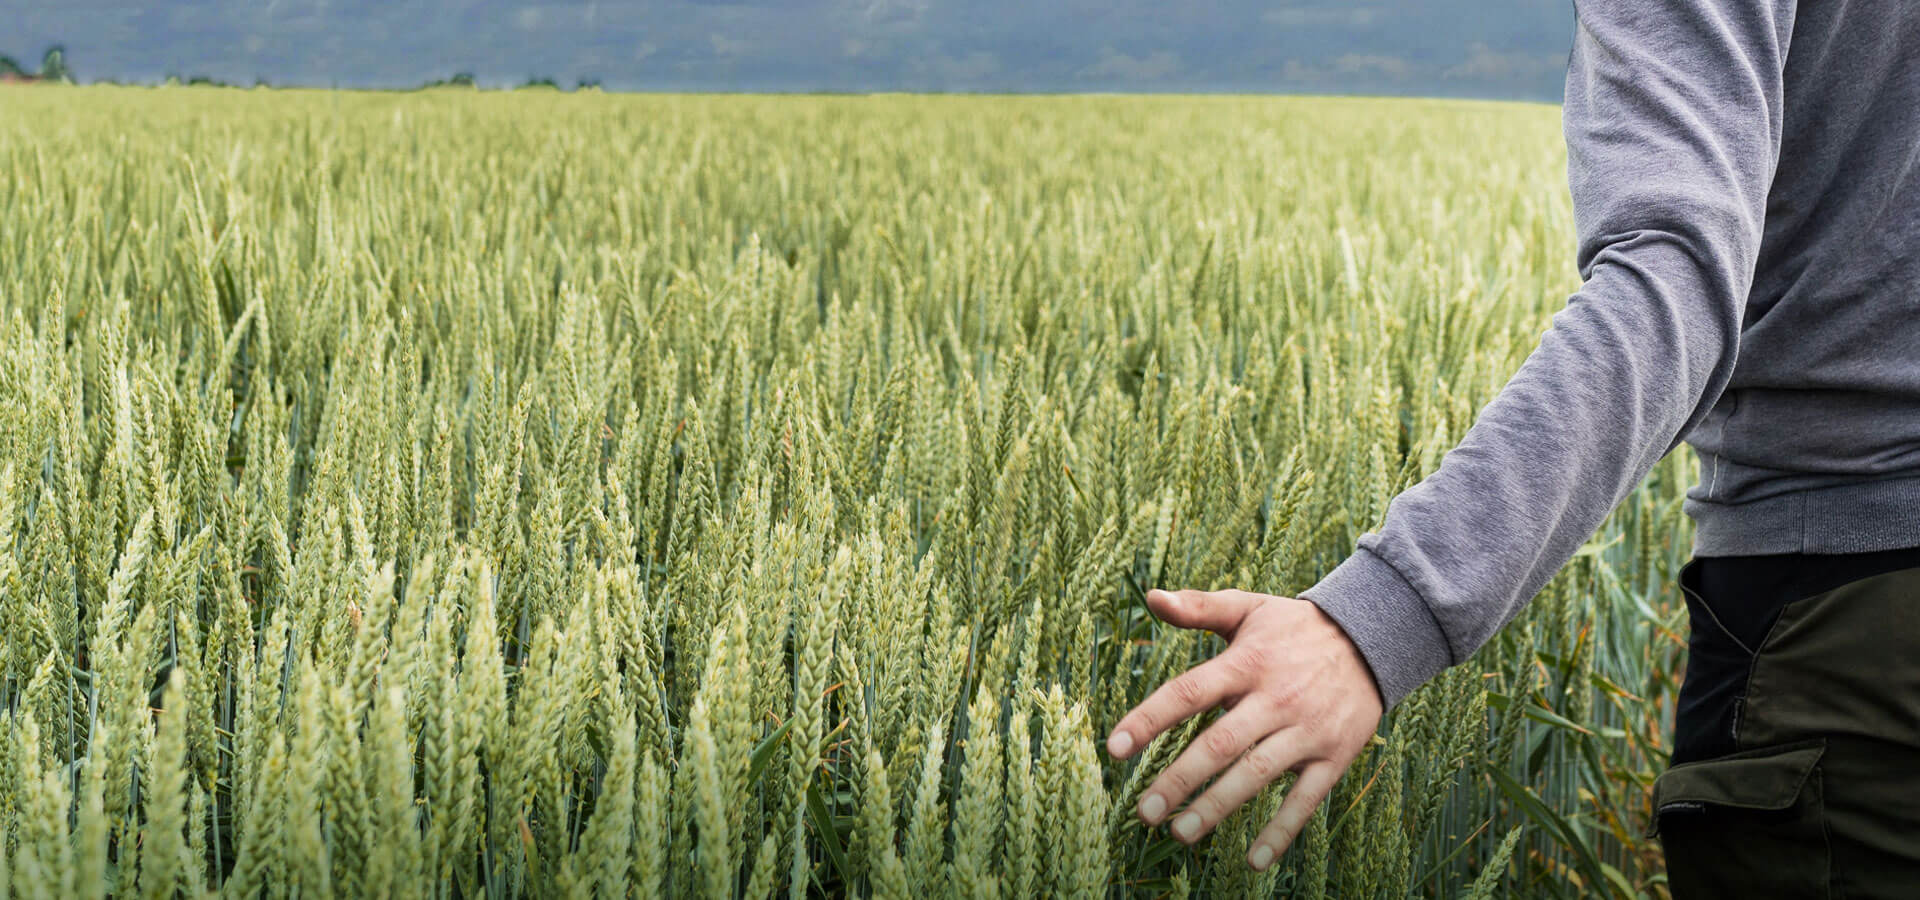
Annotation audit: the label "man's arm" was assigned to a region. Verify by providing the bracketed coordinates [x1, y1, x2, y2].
[1108, 0, 1800, 869]
[1303, 0, 1797, 709]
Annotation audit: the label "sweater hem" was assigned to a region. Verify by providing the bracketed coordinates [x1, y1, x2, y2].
[1687, 474, 1920, 556]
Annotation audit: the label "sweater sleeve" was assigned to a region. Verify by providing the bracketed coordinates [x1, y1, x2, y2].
[1299, 0, 1798, 710]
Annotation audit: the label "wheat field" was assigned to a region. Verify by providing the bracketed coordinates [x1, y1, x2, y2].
[0, 87, 1693, 898]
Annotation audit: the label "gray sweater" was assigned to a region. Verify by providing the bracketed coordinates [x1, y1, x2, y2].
[1301, 0, 1920, 709]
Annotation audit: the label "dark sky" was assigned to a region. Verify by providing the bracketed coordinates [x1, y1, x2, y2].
[8, 1, 1577, 100]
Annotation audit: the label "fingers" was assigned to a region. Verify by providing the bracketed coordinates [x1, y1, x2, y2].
[1146, 588, 1261, 637]
[1135, 703, 1279, 829]
[1247, 762, 1343, 870]
[1106, 654, 1239, 759]
[1106, 589, 1266, 759]
[1164, 727, 1306, 844]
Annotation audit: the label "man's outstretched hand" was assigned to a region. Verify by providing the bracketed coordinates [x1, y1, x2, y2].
[1106, 588, 1384, 871]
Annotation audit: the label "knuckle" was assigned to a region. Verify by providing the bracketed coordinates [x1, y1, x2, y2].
[1169, 674, 1209, 707]
[1311, 772, 1342, 805]
[1275, 812, 1312, 848]
[1154, 769, 1192, 799]
[1277, 802, 1312, 832]
[1244, 687, 1286, 717]
[1295, 709, 1329, 742]
[1201, 724, 1241, 759]
[1226, 645, 1268, 678]
[1245, 747, 1284, 781]
[1188, 794, 1224, 826]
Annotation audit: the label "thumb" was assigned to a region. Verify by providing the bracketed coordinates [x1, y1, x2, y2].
[1146, 588, 1259, 637]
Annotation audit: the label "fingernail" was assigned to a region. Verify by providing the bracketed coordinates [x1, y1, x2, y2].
[1139, 794, 1165, 822]
[1172, 812, 1201, 841]
[1107, 730, 1134, 758]
[1249, 844, 1275, 871]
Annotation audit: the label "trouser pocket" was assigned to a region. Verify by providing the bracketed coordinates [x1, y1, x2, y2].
[1651, 739, 1830, 899]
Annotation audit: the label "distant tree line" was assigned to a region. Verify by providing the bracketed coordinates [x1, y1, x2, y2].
[0, 46, 71, 83]
[2, 46, 604, 91]
[421, 72, 605, 91]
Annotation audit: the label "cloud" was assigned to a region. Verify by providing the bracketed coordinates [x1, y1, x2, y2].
[1263, 7, 1379, 28]
[1282, 53, 1415, 84]
[1282, 59, 1322, 81]
[1078, 48, 1180, 83]
[911, 50, 999, 84]
[850, 0, 929, 24]
[515, 6, 542, 30]
[1444, 42, 1562, 80]
[1333, 53, 1409, 77]
[708, 32, 749, 56]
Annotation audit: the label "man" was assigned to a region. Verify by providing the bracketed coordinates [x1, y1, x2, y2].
[1104, 0, 1920, 893]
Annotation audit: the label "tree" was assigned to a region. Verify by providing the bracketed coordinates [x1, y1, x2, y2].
[419, 72, 477, 90]
[39, 46, 70, 83]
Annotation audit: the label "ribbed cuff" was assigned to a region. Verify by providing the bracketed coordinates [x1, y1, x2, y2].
[1298, 547, 1454, 711]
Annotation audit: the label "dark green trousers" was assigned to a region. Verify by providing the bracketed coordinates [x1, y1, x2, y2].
[1654, 548, 1920, 899]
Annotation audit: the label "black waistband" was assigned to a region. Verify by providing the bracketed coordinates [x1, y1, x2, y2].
[1690, 544, 1920, 622]
[1685, 543, 1920, 657]
[1672, 543, 1920, 765]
